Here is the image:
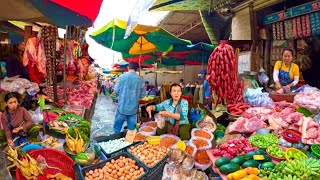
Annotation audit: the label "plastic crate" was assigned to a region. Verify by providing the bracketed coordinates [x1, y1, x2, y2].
[80, 152, 148, 180]
[127, 143, 169, 177]
[77, 152, 108, 171]
[94, 131, 140, 158]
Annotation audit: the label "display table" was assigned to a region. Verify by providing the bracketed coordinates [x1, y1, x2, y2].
[206, 149, 281, 180]
[84, 92, 98, 121]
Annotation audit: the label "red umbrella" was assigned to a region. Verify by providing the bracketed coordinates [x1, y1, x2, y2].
[49, 0, 103, 23]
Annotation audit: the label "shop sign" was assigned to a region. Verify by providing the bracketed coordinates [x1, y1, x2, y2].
[264, 1, 320, 24]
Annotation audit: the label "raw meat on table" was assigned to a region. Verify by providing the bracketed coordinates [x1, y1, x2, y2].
[228, 117, 267, 134]
[241, 107, 274, 122]
[301, 117, 320, 144]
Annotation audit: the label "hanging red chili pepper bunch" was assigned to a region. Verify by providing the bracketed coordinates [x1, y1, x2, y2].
[206, 40, 244, 106]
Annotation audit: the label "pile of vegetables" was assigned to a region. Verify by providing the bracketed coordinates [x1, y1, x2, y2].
[215, 150, 275, 177]
[98, 138, 131, 154]
[84, 156, 145, 180]
[259, 159, 320, 179]
[249, 134, 278, 149]
[207, 40, 244, 106]
[68, 120, 91, 144]
[212, 137, 257, 159]
[129, 142, 168, 167]
[267, 144, 285, 159]
[227, 103, 250, 115]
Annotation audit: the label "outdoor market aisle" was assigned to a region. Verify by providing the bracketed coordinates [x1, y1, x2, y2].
[90, 94, 117, 139]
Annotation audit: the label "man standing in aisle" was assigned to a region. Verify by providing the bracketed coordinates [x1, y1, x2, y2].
[114, 62, 146, 133]
[201, 70, 212, 110]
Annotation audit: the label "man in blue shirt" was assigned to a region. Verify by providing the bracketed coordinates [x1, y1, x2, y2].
[114, 62, 146, 133]
[201, 70, 212, 110]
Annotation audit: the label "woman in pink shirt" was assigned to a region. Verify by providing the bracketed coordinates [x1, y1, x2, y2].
[105, 80, 111, 94]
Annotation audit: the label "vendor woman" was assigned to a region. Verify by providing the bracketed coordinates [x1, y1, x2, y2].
[146, 83, 190, 140]
[1, 92, 37, 147]
[273, 48, 300, 90]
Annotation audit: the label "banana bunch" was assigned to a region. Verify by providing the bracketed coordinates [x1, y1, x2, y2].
[65, 127, 85, 154]
[42, 136, 61, 147]
[3, 146, 18, 162]
[17, 154, 43, 180]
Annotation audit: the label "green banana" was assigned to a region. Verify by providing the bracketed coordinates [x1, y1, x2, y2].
[75, 153, 89, 160]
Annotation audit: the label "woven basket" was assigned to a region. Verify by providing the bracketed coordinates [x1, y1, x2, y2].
[269, 92, 297, 103]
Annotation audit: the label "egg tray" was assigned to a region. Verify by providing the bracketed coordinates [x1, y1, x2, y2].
[80, 152, 148, 180]
[126, 143, 169, 177]
[94, 131, 141, 158]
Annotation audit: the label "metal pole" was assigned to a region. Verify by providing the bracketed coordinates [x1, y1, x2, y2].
[63, 26, 68, 104]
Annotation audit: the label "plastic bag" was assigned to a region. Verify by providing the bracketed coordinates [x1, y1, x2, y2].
[32, 107, 43, 124]
[258, 72, 269, 84]
[41, 134, 65, 152]
[160, 134, 181, 149]
[133, 132, 148, 142]
[154, 113, 166, 129]
[162, 163, 176, 180]
[191, 128, 214, 142]
[138, 126, 156, 136]
[196, 115, 216, 133]
[194, 147, 212, 171]
[244, 88, 263, 100]
[184, 140, 197, 157]
[141, 121, 158, 129]
[190, 137, 212, 150]
[182, 154, 195, 170]
[246, 93, 273, 107]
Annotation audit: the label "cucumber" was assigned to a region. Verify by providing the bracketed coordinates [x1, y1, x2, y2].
[230, 156, 246, 165]
[242, 160, 260, 168]
[215, 157, 231, 168]
[260, 162, 276, 169]
[219, 163, 240, 174]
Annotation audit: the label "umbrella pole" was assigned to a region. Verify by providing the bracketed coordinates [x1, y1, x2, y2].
[63, 26, 68, 104]
[139, 53, 142, 76]
[155, 62, 157, 86]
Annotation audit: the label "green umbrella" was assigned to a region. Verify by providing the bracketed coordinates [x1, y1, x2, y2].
[90, 19, 191, 55]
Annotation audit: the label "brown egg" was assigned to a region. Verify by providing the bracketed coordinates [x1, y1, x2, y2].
[113, 174, 118, 179]
[112, 170, 117, 175]
[88, 175, 93, 179]
[118, 162, 124, 168]
[117, 172, 122, 176]
[111, 159, 115, 163]
[124, 169, 129, 175]
[89, 170, 93, 175]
